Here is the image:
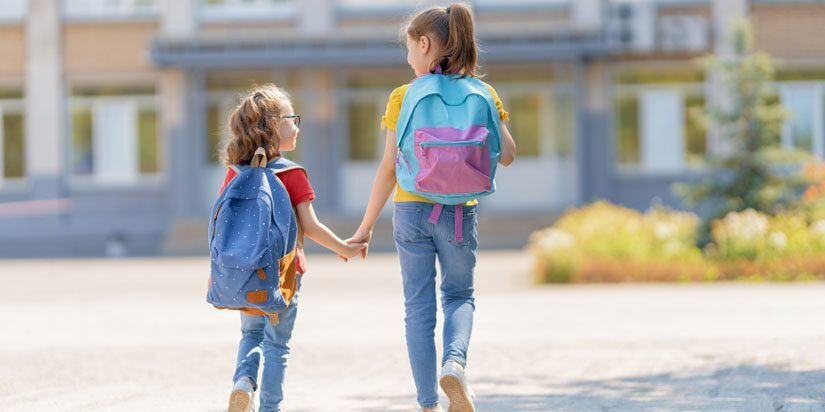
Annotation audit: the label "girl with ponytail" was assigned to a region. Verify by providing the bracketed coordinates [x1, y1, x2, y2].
[348, 3, 517, 411]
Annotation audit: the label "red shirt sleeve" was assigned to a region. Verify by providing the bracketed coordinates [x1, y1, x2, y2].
[278, 168, 315, 207]
[218, 167, 238, 195]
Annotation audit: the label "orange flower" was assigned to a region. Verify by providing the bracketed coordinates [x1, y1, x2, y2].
[804, 185, 820, 203]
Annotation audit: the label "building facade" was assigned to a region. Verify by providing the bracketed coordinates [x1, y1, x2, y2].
[1, 0, 825, 256]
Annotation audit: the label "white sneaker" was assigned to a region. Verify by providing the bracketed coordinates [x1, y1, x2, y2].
[228, 377, 256, 412]
[418, 405, 444, 412]
[439, 360, 475, 412]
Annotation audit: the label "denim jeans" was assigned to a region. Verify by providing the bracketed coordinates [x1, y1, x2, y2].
[232, 292, 300, 412]
[393, 201, 478, 408]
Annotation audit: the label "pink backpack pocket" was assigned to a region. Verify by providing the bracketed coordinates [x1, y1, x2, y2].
[413, 126, 492, 195]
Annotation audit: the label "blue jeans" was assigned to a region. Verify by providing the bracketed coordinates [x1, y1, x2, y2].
[232, 293, 300, 412]
[393, 202, 478, 408]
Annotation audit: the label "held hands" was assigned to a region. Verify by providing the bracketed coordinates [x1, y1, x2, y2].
[345, 228, 372, 259]
[338, 241, 367, 262]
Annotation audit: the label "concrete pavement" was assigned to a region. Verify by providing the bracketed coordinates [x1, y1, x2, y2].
[1, 251, 824, 411]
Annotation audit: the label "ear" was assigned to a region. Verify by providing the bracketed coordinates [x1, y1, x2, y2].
[419, 35, 430, 54]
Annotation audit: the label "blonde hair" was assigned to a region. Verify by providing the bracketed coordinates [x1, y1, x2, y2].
[222, 83, 291, 165]
[405, 2, 479, 77]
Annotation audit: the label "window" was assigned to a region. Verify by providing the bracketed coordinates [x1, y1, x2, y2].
[616, 94, 640, 164]
[63, 0, 157, 19]
[0, 0, 25, 21]
[0, 91, 25, 183]
[506, 94, 542, 157]
[199, 0, 294, 21]
[69, 87, 160, 184]
[640, 89, 685, 171]
[553, 90, 575, 157]
[614, 84, 706, 171]
[206, 104, 226, 165]
[497, 85, 559, 159]
[346, 97, 382, 161]
[685, 94, 706, 165]
[780, 85, 824, 156]
[0, 109, 25, 182]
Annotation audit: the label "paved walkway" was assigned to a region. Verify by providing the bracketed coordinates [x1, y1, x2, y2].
[1, 251, 824, 411]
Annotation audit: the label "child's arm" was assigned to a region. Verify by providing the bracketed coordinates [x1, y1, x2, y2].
[350, 129, 399, 251]
[295, 200, 365, 259]
[500, 123, 516, 166]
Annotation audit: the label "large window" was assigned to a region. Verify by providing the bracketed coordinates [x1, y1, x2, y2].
[0, 90, 25, 183]
[496, 84, 574, 159]
[506, 94, 542, 157]
[63, 0, 157, 19]
[69, 87, 160, 184]
[614, 70, 707, 171]
[345, 93, 384, 161]
[342, 70, 409, 162]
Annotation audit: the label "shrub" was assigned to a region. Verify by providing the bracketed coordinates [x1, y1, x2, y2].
[529, 202, 711, 283]
[530, 202, 825, 284]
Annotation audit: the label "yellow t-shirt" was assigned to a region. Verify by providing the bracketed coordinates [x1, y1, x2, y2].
[381, 82, 509, 205]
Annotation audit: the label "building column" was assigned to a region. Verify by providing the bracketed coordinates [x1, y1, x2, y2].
[158, 0, 208, 254]
[575, 58, 613, 204]
[25, 0, 63, 200]
[158, 0, 201, 218]
[297, 68, 338, 211]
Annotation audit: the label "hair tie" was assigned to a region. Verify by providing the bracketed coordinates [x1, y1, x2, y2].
[446, 6, 451, 14]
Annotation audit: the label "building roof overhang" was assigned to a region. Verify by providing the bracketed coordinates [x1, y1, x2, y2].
[150, 26, 612, 70]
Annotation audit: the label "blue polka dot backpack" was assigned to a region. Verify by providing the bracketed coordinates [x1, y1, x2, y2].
[207, 147, 303, 324]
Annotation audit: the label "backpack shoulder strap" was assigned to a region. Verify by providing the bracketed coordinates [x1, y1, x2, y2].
[267, 157, 306, 175]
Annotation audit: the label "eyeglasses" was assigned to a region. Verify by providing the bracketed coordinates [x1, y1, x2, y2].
[277, 115, 301, 127]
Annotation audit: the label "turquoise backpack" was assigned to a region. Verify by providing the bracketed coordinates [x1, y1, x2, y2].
[395, 73, 502, 205]
[395, 73, 502, 242]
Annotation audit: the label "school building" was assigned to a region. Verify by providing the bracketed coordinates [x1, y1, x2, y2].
[1, 0, 825, 257]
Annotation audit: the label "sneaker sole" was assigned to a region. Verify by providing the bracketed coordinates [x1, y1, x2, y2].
[440, 374, 475, 412]
[228, 389, 251, 412]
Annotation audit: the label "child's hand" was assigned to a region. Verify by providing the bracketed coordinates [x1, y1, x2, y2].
[339, 242, 367, 260]
[346, 229, 372, 259]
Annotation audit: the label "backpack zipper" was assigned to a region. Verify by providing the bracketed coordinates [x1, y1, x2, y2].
[420, 140, 485, 148]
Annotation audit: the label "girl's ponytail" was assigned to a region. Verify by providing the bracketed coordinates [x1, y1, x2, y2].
[442, 3, 478, 77]
[406, 2, 480, 77]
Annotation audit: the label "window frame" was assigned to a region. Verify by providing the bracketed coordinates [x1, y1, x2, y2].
[613, 82, 707, 175]
[67, 93, 162, 189]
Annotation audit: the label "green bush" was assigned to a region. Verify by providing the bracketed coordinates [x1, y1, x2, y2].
[706, 209, 825, 261]
[529, 202, 710, 283]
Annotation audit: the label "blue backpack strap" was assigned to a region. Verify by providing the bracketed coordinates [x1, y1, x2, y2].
[267, 157, 305, 175]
